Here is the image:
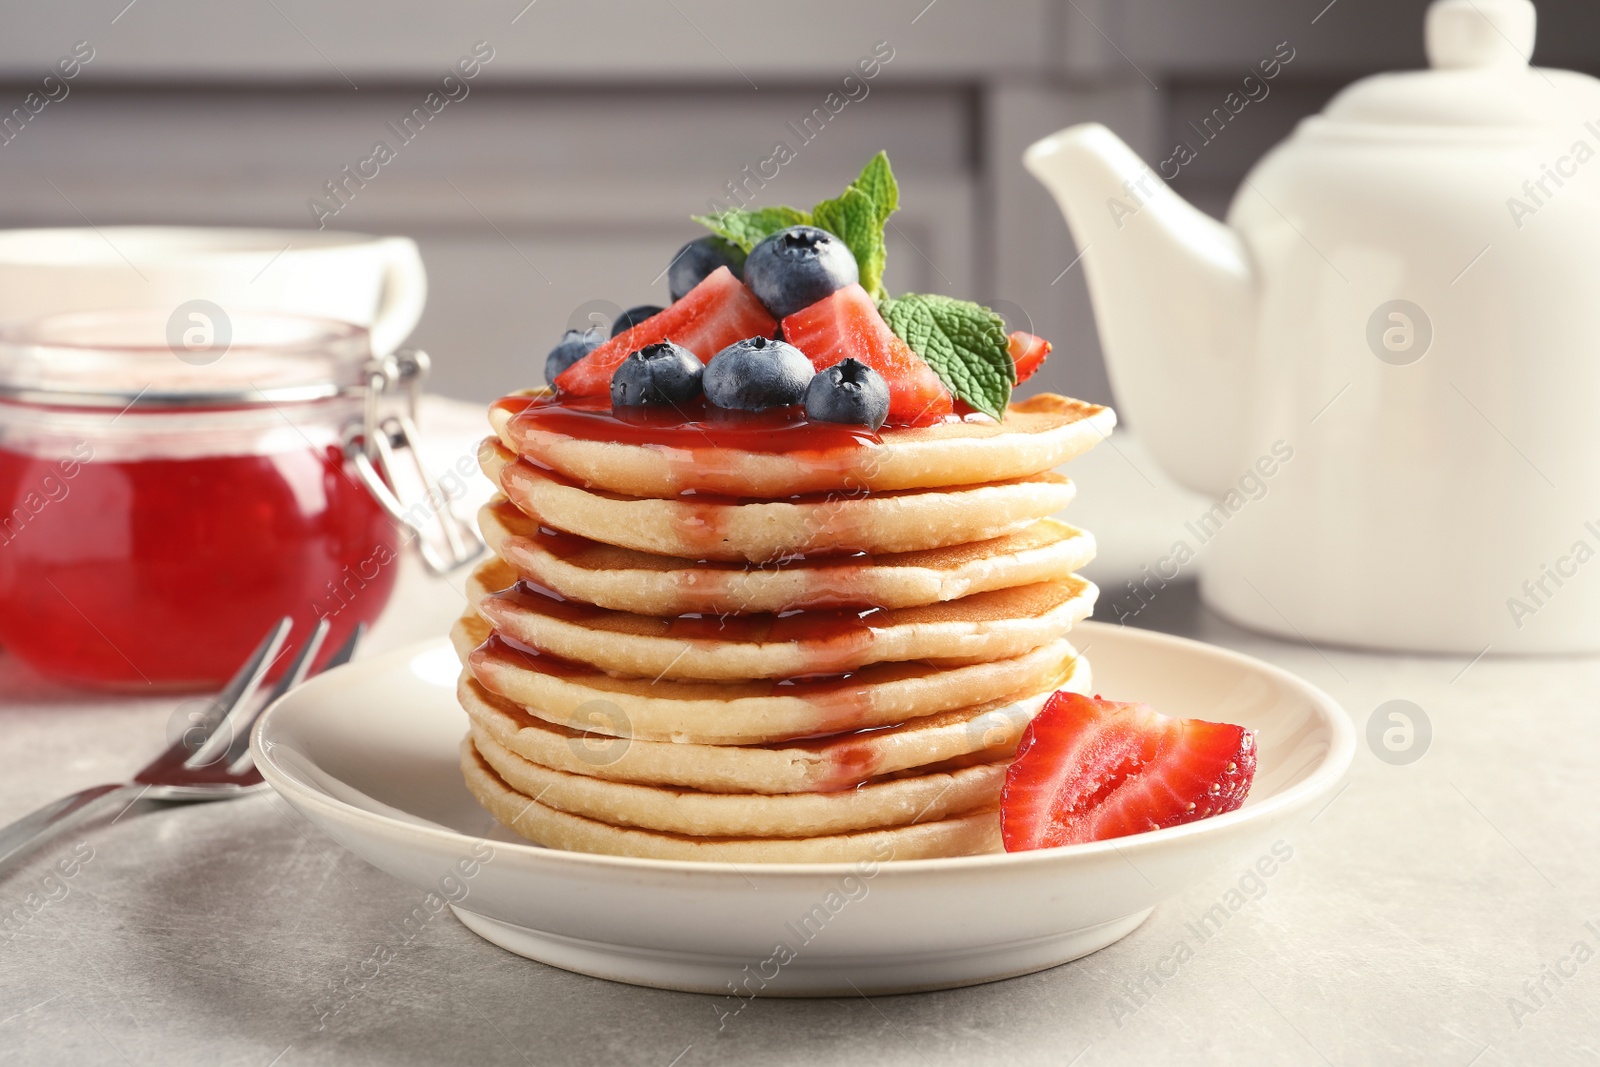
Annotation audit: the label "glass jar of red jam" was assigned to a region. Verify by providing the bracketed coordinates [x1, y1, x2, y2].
[0, 309, 476, 691]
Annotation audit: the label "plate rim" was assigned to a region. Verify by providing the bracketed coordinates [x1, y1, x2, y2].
[252, 619, 1356, 879]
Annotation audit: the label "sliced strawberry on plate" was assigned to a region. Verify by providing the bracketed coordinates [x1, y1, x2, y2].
[1000, 692, 1256, 851]
[554, 266, 776, 397]
[781, 283, 953, 426]
[1008, 331, 1051, 385]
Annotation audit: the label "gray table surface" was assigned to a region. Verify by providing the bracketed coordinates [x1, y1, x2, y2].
[2, 402, 1596, 1066]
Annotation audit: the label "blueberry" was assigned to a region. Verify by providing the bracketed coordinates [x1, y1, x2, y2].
[612, 305, 665, 337]
[804, 358, 889, 430]
[669, 236, 746, 302]
[544, 327, 604, 384]
[744, 226, 859, 319]
[703, 336, 814, 412]
[610, 342, 703, 407]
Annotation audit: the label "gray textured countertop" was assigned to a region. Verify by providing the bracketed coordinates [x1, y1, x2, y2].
[2, 400, 1596, 1066]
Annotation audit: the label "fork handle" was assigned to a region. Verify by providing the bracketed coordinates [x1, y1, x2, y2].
[0, 784, 132, 876]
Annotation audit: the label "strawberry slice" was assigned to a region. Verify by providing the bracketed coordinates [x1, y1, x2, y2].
[781, 284, 953, 426]
[554, 266, 776, 397]
[1001, 692, 1256, 851]
[1008, 331, 1051, 385]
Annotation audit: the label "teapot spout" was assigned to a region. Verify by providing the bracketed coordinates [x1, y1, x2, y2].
[1025, 123, 1256, 497]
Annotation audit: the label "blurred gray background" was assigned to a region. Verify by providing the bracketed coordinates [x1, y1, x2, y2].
[3, 0, 1598, 407]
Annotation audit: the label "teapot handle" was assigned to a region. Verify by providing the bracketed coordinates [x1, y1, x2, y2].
[1426, 0, 1535, 70]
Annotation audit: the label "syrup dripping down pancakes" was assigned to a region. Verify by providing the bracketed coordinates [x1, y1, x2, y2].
[456, 390, 1114, 862]
[489, 390, 1115, 497]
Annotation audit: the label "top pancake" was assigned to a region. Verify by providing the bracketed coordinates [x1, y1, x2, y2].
[491, 390, 1115, 499]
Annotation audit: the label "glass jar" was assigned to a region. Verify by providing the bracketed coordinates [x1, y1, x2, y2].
[0, 309, 479, 691]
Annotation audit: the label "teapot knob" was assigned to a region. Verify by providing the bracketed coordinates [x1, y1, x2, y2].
[1426, 0, 1535, 70]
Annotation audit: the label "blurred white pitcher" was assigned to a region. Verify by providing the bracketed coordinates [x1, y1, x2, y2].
[0, 227, 426, 356]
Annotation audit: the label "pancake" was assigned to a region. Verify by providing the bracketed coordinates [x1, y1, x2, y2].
[465, 555, 1096, 681]
[481, 440, 1077, 563]
[462, 737, 1002, 862]
[458, 668, 1090, 795]
[453, 613, 1084, 745]
[471, 726, 1003, 837]
[491, 390, 1116, 498]
[480, 497, 1097, 616]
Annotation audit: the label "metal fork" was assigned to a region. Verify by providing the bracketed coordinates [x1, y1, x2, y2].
[0, 616, 362, 876]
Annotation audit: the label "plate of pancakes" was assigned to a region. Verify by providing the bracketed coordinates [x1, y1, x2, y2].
[252, 388, 1353, 996]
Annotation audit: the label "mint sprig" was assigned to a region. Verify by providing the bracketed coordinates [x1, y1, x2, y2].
[812, 152, 898, 299]
[690, 205, 812, 253]
[879, 293, 1014, 419]
[850, 151, 899, 232]
[812, 186, 886, 299]
[691, 152, 900, 298]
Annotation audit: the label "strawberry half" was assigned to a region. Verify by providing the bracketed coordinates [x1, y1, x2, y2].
[781, 284, 953, 426]
[1008, 331, 1051, 385]
[1000, 692, 1256, 851]
[554, 266, 776, 397]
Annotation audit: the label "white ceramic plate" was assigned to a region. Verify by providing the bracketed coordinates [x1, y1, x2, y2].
[252, 622, 1353, 996]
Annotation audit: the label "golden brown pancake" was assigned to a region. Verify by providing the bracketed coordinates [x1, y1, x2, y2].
[491, 390, 1115, 498]
[462, 737, 1002, 862]
[457, 668, 1088, 795]
[452, 612, 1084, 746]
[471, 726, 1005, 838]
[479, 497, 1097, 615]
[481, 440, 1077, 563]
[464, 555, 1095, 681]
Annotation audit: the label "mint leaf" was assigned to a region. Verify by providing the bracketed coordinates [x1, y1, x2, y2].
[813, 186, 887, 299]
[690, 205, 811, 253]
[693, 154, 900, 296]
[880, 293, 1013, 419]
[850, 151, 899, 232]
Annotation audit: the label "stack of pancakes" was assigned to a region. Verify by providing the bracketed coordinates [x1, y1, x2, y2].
[453, 392, 1115, 862]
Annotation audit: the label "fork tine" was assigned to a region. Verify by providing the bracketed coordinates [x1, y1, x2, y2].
[220, 618, 330, 767]
[212, 617, 296, 724]
[188, 616, 296, 768]
[136, 617, 293, 781]
[321, 621, 366, 672]
[228, 620, 365, 777]
[263, 619, 331, 706]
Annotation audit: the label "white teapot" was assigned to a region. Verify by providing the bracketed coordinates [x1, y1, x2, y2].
[1026, 0, 1600, 654]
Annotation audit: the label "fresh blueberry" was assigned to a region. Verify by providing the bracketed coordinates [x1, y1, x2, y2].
[744, 226, 859, 319]
[804, 357, 889, 430]
[611, 305, 665, 337]
[543, 327, 604, 384]
[702, 336, 815, 412]
[610, 342, 703, 407]
[669, 236, 747, 302]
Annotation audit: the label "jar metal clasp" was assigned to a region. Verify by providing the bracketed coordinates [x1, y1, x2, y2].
[346, 349, 484, 575]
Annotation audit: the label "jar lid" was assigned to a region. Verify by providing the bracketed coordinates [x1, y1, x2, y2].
[1314, 0, 1600, 133]
[0, 307, 372, 409]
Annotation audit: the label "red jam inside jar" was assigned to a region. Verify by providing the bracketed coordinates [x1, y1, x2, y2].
[0, 310, 403, 690]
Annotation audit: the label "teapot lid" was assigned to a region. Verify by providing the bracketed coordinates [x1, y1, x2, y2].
[1316, 0, 1600, 132]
